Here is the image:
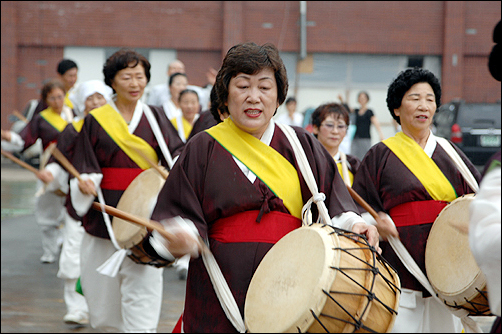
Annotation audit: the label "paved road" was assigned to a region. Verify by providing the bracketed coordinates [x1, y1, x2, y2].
[1, 162, 186, 333]
[1, 160, 497, 333]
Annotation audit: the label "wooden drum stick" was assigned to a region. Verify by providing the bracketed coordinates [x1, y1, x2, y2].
[133, 147, 168, 180]
[50, 146, 97, 197]
[12, 110, 29, 124]
[50, 147, 83, 182]
[92, 202, 176, 242]
[345, 184, 380, 221]
[1, 149, 42, 178]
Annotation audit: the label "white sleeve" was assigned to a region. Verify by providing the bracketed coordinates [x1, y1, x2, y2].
[70, 173, 103, 217]
[469, 168, 501, 316]
[44, 162, 69, 194]
[330, 211, 367, 232]
[1, 132, 25, 152]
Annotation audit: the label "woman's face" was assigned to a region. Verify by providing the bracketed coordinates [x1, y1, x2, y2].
[111, 63, 147, 104]
[60, 67, 78, 90]
[313, 114, 348, 153]
[179, 92, 200, 123]
[46, 87, 66, 113]
[84, 92, 107, 114]
[394, 82, 436, 135]
[358, 93, 368, 106]
[226, 68, 279, 139]
[170, 75, 188, 101]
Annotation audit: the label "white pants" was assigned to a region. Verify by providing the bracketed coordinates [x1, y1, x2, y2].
[36, 189, 65, 258]
[57, 213, 88, 315]
[80, 233, 164, 333]
[391, 288, 463, 333]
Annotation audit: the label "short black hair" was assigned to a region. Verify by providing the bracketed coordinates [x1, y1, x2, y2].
[386, 67, 441, 125]
[169, 72, 187, 87]
[285, 97, 296, 105]
[57, 59, 78, 75]
[214, 42, 288, 117]
[310, 103, 350, 138]
[178, 89, 199, 102]
[103, 48, 151, 90]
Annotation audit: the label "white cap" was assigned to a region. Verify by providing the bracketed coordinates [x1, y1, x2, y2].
[73, 80, 113, 114]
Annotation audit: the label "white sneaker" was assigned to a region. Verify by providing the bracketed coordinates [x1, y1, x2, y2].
[40, 254, 56, 264]
[63, 312, 89, 325]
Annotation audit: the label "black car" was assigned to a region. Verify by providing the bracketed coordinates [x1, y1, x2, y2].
[433, 100, 501, 166]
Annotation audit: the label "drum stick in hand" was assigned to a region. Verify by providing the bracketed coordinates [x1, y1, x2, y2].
[91, 202, 175, 242]
[1, 149, 42, 178]
[50, 146, 97, 196]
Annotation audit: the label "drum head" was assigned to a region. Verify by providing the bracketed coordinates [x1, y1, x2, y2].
[244, 224, 339, 333]
[112, 167, 167, 249]
[425, 194, 485, 304]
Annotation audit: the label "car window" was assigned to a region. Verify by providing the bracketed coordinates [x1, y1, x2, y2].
[457, 104, 501, 128]
[434, 104, 456, 137]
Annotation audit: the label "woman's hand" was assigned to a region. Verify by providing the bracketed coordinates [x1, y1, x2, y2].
[352, 222, 381, 254]
[78, 178, 96, 196]
[1, 129, 12, 142]
[158, 217, 201, 259]
[374, 211, 399, 241]
[163, 229, 200, 259]
[37, 169, 54, 184]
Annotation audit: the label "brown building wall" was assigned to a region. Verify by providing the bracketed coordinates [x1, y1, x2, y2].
[2, 1, 500, 128]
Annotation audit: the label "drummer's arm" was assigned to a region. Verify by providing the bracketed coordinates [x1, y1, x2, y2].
[331, 211, 382, 254]
[149, 216, 201, 261]
[360, 211, 399, 241]
[69, 173, 102, 217]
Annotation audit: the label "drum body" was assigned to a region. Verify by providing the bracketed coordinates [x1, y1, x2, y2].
[245, 224, 401, 333]
[425, 194, 491, 316]
[112, 167, 170, 268]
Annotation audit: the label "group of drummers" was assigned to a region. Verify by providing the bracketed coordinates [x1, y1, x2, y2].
[1, 38, 500, 334]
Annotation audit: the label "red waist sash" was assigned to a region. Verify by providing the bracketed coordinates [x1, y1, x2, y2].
[209, 210, 302, 244]
[100, 167, 143, 191]
[389, 200, 449, 227]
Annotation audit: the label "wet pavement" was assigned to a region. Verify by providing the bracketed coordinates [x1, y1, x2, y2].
[1, 160, 186, 333]
[1, 158, 497, 333]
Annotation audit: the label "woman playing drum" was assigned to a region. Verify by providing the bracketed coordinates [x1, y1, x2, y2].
[69, 49, 184, 332]
[352, 67, 481, 332]
[145, 42, 380, 333]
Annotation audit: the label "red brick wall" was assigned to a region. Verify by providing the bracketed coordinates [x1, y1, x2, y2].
[2, 1, 501, 128]
[1, 1, 17, 127]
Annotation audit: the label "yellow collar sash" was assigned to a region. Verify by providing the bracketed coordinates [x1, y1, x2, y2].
[383, 132, 456, 201]
[206, 118, 303, 219]
[72, 118, 85, 133]
[90, 104, 158, 170]
[171, 117, 193, 141]
[64, 92, 74, 109]
[40, 108, 68, 132]
[336, 161, 354, 186]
